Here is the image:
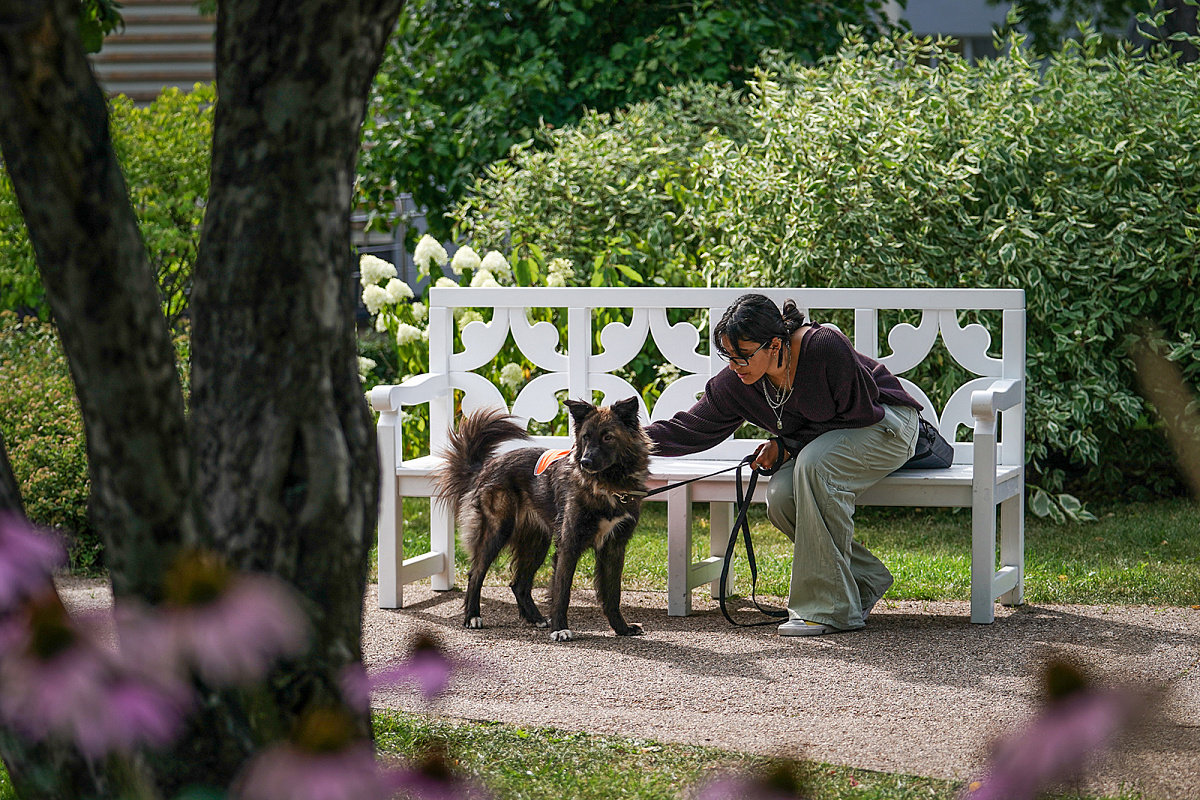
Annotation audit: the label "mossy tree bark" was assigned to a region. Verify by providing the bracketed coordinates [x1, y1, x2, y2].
[0, 0, 402, 794]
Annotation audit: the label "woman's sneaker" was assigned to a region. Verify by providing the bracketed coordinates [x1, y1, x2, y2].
[778, 619, 831, 636]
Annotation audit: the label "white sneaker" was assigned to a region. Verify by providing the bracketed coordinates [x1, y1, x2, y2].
[778, 619, 831, 637]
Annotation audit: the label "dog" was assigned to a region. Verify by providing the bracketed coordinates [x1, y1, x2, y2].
[433, 397, 651, 641]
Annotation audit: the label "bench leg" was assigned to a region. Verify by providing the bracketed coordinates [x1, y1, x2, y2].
[998, 492, 1024, 607]
[430, 501, 456, 592]
[666, 485, 692, 616]
[709, 501, 734, 600]
[971, 491, 997, 625]
[378, 486, 403, 609]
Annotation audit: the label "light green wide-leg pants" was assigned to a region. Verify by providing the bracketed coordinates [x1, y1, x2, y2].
[765, 404, 919, 631]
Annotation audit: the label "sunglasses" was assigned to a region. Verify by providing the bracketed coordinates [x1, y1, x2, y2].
[717, 340, 769, 367]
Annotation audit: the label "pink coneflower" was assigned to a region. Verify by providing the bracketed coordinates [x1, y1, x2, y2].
[235, 708, 389, 800]
[696, 762, 812, 800]
[119, 550, 311, 686]
[962, 661, 1144, 800]
[236, 741, 393, 800]
[385, 743, 491, 800]
[341, 633, 470, 711]
[0, 512, 65, 612]
[0, 594, 190, 758]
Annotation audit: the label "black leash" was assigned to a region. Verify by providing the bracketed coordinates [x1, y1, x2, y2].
[631, 456, 787, 626]
[638, 462, 744, 499]
[716, 457, 788, 626]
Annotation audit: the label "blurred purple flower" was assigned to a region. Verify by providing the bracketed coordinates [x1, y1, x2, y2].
[0, 597, 191, 757]
[235, 741, 394, 800]
[697, 775, 808, 800]
[0, 512, 65, 612]
[119, 552, 311, 687]
[342, 633, 468, 709]
[963, 688, 1141, 800]
[697, 777, 796, 800]
[386, 745, 490, 800]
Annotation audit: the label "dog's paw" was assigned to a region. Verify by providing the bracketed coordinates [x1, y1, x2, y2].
[534, 619, 550, 629]
[464, 616, 483, 629]
[616, 623, 644, 636]
[549, 629, 576, 642]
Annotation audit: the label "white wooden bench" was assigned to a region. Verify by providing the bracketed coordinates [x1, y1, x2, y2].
[369, 287, 1026, 624]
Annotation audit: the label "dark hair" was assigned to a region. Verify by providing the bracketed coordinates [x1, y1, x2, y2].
[712, 294, 807, 360]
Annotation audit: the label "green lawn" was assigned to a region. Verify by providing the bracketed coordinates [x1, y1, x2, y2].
[372, 711, 1145, 800]
[374, 712, 963, 800]
[389, 496, 1200, 608]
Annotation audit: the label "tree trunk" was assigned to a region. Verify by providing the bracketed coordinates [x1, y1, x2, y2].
[0, 428, 22, 513]
[159, 0, 401, 792]
[0, 0, 197, 606]
[1, 423, 112, 799]
[1, 0, 404, 793]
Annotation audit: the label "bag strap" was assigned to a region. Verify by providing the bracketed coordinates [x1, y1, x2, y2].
[717, 457, 788, 627]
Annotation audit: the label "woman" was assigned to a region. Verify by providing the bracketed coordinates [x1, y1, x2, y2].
[645, 294, 922, 636]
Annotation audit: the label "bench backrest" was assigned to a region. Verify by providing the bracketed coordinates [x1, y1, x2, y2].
[421, 287, 1025, 468]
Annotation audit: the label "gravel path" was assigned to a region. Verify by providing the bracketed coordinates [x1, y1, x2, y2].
[57, 577, 1200, 799]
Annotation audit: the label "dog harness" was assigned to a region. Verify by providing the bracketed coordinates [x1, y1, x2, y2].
[534, 448, 571, 475]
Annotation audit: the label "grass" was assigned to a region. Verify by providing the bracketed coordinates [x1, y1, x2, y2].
[388, 496, 1200, 608]
[373, 711, 966, 800]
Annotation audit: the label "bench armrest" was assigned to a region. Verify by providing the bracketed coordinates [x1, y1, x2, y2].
[369, 373, 449, 413]
[969, 378, 1023, 423]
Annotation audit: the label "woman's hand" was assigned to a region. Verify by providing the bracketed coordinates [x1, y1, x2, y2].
[751, 440, 779, 472]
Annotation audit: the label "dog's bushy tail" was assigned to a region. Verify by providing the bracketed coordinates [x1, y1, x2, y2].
[433, 408, 531, 509]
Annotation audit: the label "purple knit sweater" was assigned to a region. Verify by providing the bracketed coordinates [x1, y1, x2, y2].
[645, 324, 922, 457]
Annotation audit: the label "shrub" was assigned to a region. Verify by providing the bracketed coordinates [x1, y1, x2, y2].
[0, 84, 213, 327]
[452, 80, 754, 291]
[452, 31, 1200, 502]
[0, 312, 97, 570]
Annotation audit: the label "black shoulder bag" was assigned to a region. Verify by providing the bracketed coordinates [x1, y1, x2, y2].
[896, 417, 954, 470]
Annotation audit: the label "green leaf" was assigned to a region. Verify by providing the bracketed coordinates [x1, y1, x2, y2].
[614, 264, 644, 284]
[1030, 489, 1052, 518]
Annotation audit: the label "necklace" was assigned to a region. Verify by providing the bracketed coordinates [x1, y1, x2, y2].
[761, 344, 793, 431]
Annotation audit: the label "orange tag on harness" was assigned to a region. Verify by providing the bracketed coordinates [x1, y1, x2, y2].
[535, 449, 571, 475]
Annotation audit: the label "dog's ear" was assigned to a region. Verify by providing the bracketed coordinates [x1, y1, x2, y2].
[611, 396, 641, 429]
[564, 398, 596, 430]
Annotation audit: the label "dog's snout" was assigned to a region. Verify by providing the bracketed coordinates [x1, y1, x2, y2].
[580, 456, 595, 470]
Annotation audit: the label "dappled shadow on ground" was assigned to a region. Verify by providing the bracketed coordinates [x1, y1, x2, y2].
[375, 586, 1200, 698]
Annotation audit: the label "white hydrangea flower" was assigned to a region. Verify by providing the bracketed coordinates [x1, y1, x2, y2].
[385, 278, 414, 303]
[357, 356, 377, 382]
[411, 302, 427, 322]
[480, 250, 511, 280]
[547, 272, 567, 287]
[395, 323, 424, 346]
[451, 245, 482, 274]
[362, 284, 389, 315]
[359, 254, 397, 287]
[435, 277, 457, 288]
[414, 234, 449, 278]
[459, 310, 484, 327]
[470, 269, 499, 288]
[374, 313, 389, 333]
[499, 362, 525, 391]
[548, 257, 573, 277]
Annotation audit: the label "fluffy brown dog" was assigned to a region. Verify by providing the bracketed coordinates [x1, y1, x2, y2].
[433, 397, 651, 641]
